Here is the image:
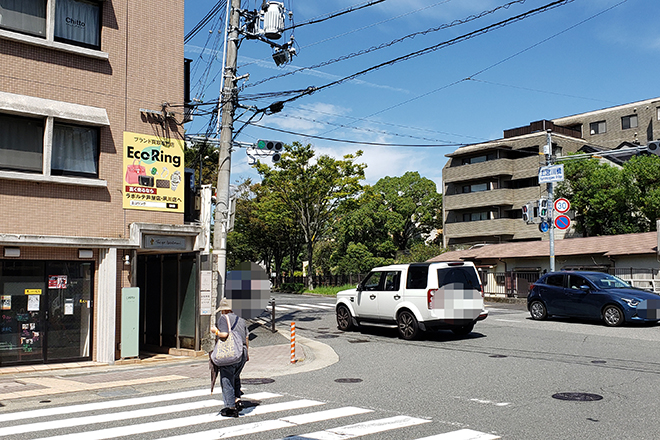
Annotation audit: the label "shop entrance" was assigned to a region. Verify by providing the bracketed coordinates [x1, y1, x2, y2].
[0, 260, 93, 366]
[136, 253, 198, 354]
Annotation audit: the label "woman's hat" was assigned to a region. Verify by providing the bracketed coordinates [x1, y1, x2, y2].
[218, 298, 232, 311]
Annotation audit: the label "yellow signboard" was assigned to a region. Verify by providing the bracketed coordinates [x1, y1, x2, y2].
[122, 132, 185, 212]
[24, 289, 42, 295]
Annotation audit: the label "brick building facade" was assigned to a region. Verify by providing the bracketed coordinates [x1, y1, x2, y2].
[0, 0, 204, 367]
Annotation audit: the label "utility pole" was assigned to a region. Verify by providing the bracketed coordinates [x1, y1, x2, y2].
[213, 0, 241, 319]
[546, 130, 555, 272]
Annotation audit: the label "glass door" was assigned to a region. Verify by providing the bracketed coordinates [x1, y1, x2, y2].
[46, 262, 93, 362]
[0, 261, 45, 365]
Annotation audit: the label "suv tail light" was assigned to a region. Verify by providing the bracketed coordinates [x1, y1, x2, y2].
[427, 288, 438, 309]
[480, 284, 484, 298]
[529, 283, 535, 291]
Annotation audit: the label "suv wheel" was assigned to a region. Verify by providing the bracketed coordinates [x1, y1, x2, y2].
[336, 304, 355, 331]
[529, 300, 547, 320]
[397, 310, 419, 340]
[451, 323, 474, 336]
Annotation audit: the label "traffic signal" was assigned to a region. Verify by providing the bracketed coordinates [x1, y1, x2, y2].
[522, 203, 533, 223]
[256, 140, 283, 163]
[538, 198, 548, 220]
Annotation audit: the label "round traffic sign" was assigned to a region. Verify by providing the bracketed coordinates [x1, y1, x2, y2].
[554, 215, 571, 230]
[539, 221, 550, 233]
[554, 198, 570, 214]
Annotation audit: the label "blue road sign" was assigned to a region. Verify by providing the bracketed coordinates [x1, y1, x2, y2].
[554, 215, 571, 230]
[539, 221, 550, 233]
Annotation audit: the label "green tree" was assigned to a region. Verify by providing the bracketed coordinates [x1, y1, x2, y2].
[257, 142, 366, 289]
[622, 155, 660, 230]
[556, 157, 646, 236]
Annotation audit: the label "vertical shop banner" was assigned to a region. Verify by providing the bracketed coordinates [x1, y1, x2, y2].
[122, 132, 185, 212]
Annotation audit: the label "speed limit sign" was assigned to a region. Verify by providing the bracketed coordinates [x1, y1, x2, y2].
[554, 198, 570, 214]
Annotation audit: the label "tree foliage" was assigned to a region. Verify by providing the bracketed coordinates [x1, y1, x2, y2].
[256, 142, 366, 289]
[556, 154, 660, 236]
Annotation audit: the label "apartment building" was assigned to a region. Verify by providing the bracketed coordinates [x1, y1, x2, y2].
[0, 0, 205, 367]
[442, 98, 660, 248]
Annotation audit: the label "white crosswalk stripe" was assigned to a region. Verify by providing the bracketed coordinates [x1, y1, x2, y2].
[278, 415, 431, 439]
[298, 303, 334, 310]
[0, 387, 499, 440]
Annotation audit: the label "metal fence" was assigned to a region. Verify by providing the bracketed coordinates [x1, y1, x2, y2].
[482, 268, 660, 298]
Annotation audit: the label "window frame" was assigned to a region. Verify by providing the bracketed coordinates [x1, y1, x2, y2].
[0, 91, 108, 187]
[589, 121, 606, 135]
[621, 114, 638, 130]
[0, 0, 106, 59]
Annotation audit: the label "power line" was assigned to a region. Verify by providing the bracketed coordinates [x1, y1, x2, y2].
[273, 0, 575, 107]
[185, 0, 227, 43]
[237, 119, 466, 147]
[282, 0, 387, 31]
[246, 0, 531, 89]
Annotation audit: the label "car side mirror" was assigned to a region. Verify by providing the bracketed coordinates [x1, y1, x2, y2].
[356, 284, 363, 292]
[579, 285, 591, 291]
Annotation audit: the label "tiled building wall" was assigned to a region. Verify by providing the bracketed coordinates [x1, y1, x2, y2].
[0, 0, 186, 240]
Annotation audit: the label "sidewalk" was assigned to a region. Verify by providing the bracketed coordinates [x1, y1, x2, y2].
[0, 322, 338, 402]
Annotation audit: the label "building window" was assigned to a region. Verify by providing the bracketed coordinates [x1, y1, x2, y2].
[0, 113, 99, 178]
[54, 0, 101, 49]
[462, 183, 488, 193]
[463, 211, 489, 222]
[589, 121, 606, 135]
[621, 115, 638, 130]
[0, 0, 101, 49]
[0, 0, 46, 37]
[0, 113, 44, 172]
[51, 122, 99, 177]
[461, 152, 496, 166]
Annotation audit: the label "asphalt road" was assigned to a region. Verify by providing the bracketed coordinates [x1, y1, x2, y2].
[3, 294, 660, 439]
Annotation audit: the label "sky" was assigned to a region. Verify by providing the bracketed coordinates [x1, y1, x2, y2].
[183, 0, 660, 191]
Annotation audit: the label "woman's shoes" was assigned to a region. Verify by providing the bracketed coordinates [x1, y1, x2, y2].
[235, 400, 244, 411]
[220, 407, 239, 418]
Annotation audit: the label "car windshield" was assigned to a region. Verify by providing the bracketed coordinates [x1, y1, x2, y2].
[582, 273, 631, 289]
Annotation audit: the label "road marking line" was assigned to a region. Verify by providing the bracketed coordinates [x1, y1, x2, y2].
[161, 407, 373, 440]
[298, 303, 334, 309]
[0, 392, 282, 436]
[0, 388, 252, 422]
[415, 428, 501, 440]
[278, 415, 431, 439]
[280, 305, 314, 310]
[495, 319, 521, 323]
[319, 302, 336, 307]
[30, 399, 325, 440]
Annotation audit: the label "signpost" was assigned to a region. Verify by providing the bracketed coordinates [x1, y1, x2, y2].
[539, 164, 565, 184]
[554, 215, 571, 230]
[554, 198, 570, 214]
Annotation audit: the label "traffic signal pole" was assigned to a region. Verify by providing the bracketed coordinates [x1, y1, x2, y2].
[213, 0, 241, 319]
[547, 130, 555, 272]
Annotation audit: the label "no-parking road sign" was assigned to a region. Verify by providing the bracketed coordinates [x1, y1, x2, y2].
[554, 215, 571, 230]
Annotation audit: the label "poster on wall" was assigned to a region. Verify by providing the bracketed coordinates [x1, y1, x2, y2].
[48, 275, 67, 289]
[27, 295, 40, 312]
[1, 295, 10, 310]
[122, 132, 185, 213]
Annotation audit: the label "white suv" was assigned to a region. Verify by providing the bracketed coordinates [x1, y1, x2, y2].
[336, 262, 488, 339]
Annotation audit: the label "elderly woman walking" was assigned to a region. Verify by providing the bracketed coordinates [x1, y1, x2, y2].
[210, 298, 249, 417]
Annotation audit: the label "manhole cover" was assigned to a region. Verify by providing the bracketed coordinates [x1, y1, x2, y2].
[489, 354, 508, 358]
[242, 378, 275, 385]
[591, 360, 607, 364]
[552, 393, 603, 401]
[335, 378, 363, 383]
[315, 334, 339, 339]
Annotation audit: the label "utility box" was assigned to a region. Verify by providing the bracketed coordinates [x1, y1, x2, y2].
[121, 287, 140, 359]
